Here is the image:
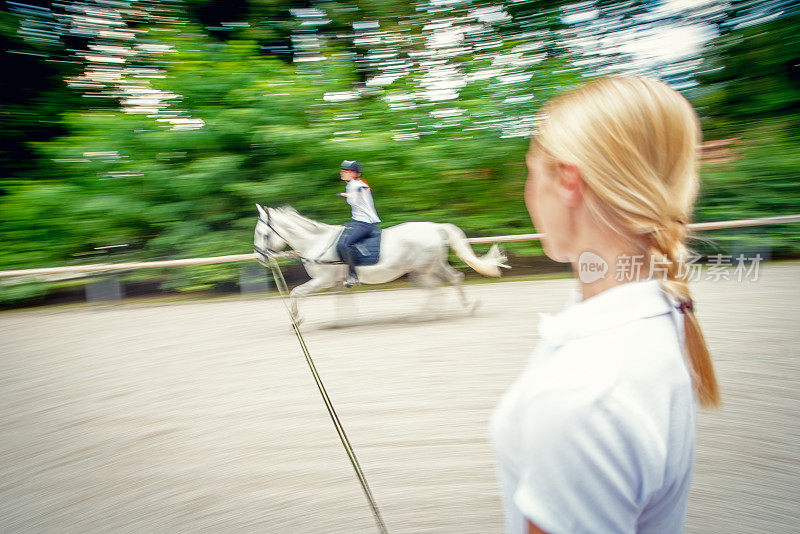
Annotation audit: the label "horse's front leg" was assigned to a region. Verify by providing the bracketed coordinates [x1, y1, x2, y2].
[288, 274, 337, 324]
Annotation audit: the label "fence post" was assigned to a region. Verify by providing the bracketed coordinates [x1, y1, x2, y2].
[731, 227, 773, 263]
[85, 275, 123, 303]
[239, 264, 272, 295]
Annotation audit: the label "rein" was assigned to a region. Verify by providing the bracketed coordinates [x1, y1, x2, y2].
[256, 212, 343, 265]
[263, 256, 389, 534]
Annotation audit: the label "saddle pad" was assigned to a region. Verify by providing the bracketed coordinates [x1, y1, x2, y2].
[352, 229, 381, 266]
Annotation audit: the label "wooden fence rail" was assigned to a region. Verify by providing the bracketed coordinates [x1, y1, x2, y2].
[1, 214, 799, 279]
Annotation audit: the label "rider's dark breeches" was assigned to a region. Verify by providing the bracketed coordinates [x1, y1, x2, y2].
[337, 220, 376, 277]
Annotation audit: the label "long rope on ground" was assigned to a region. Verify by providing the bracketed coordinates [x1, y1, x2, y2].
[265, 257, 389, 534]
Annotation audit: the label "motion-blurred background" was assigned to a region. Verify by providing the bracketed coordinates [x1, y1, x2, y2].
[2, 3, 800, 533]
[1, 0, 798, 304]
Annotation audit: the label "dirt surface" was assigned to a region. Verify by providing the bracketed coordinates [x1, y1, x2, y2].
[2, 264, 799, 533]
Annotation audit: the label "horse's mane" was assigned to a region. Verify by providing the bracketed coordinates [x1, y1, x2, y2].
[273, 206, 337, 232]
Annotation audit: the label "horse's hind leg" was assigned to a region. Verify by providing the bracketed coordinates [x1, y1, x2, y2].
[437, 261, 478, 313]
[411, 269, 444, 318]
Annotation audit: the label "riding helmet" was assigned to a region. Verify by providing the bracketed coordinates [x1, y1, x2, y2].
[340, 160, 362, 174]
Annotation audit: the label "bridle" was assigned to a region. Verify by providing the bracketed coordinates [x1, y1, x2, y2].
[254, 208, 293, 261]
[255, 207, 334, 265]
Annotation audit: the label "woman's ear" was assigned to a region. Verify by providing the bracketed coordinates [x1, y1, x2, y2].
[555, 162, 584, 207]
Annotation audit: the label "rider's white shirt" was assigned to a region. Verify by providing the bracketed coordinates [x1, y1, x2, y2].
[346, 179, 380, 223]
[489, 279, 696, 534]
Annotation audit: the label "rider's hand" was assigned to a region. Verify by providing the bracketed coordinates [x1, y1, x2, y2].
[339, 192, 348, 197]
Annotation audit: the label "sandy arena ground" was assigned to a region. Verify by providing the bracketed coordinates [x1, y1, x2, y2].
[2, 264, 799, 533]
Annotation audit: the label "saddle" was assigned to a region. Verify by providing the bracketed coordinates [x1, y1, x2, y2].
[338, 226, 382, 266]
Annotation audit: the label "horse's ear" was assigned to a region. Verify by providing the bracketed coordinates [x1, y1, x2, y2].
[256, 204, 268, 219]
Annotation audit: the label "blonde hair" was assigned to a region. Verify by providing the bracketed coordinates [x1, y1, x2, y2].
[532, 76, 720, 408]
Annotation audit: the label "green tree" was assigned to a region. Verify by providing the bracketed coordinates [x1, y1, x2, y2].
[691, 10, 800, 254]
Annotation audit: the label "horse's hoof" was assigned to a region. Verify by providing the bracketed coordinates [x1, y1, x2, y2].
[291, 313, 304, 326]
[467, 299, 480, 315]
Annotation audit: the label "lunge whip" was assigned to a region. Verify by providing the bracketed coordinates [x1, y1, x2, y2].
[265, 257, 388, 534]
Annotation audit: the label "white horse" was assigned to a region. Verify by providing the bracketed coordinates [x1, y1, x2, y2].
[253, 205, 508, 322]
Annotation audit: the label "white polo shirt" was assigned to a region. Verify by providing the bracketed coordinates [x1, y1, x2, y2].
[489, 279, 696, 534]
[345, 179, 380, 224]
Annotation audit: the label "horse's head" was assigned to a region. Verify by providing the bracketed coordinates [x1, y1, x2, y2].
[254, 204, 288, 264]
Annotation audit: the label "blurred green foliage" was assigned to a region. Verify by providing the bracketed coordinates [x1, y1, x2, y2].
[0, 1, 798, 302]
[690, 10, 800, 255]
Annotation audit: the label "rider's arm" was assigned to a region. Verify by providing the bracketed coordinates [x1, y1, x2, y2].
[341, 180, 359, 198]
[341, 182, 366, 199]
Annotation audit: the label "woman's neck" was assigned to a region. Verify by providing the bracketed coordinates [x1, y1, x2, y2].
[572, 230, 648, 301]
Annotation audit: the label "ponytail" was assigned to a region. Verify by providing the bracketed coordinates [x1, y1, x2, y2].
[650, 223, 721, 408]
[682, 307, 720, 407]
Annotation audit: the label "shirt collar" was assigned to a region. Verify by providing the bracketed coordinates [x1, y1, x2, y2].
[538, 279, 675, 346]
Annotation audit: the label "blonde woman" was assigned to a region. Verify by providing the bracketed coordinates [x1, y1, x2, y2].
[489, 76, 720, 534]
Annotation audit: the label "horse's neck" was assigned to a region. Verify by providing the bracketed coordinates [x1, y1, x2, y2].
[277, 214, 339, 256]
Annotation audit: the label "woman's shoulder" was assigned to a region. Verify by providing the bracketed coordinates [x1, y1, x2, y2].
[519, 341, 692, 456]
[348, 178, 369, 188]
[563, 311, 687, 379]
[526, 313, 691, 415]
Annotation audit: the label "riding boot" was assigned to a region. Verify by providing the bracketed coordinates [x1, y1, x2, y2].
[344, 262, 359, 287]
[337, 221, 373, 287]
[337, 243, 359, 287]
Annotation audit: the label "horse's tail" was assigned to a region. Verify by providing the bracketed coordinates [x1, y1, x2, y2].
[438, 223, 509, 277]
